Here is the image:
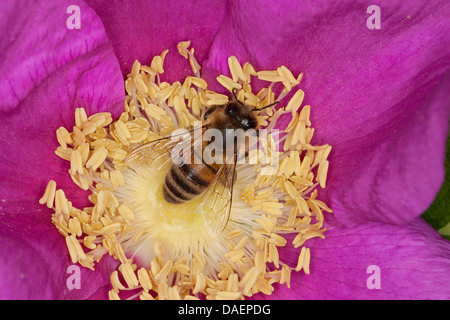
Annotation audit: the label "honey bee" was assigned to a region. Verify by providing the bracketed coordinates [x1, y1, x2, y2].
[126, 89, 278, 235]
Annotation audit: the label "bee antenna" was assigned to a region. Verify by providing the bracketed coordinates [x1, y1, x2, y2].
[231, 88, 239, 101]
[252, 101, 280, 112]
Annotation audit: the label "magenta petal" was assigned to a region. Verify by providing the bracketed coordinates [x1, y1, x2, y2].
[0, 215, 118, 299]
[203, 0, 450, 225]
[0, 231, 57, 299]
[253, 218, 450, 300]
[325, 74, 450, 225]
[85, 0, 227, 82]
[0, 0, 124, 299]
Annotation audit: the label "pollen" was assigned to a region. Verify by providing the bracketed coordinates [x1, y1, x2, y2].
[40, 41, 332, 300]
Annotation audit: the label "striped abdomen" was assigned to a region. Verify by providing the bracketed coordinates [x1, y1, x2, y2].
[163, 162, 219, 204]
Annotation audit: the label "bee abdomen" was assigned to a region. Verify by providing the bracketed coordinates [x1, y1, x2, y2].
[163, 163, 215, 204]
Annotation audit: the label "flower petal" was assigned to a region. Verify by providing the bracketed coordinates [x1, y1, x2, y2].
[254, 218, 450, 299]
[203, 0, 450, 225]
[0, 0, 124, 299]
[0, 215, 118, 299]
[85, 0, 227, 81]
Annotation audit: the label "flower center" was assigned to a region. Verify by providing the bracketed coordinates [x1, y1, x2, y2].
[39, 41, 332, 300]
[115, 159, 261, 278]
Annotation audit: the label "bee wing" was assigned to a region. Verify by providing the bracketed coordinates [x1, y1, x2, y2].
[126, 127, 203, 169]
[201, 154, 238, 236]
[125, 137, 172, 168]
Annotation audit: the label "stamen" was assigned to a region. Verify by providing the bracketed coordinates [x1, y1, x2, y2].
[40, 41, 332, 300]
[39, 180, 56, 208]
[228, 56, 247, 83]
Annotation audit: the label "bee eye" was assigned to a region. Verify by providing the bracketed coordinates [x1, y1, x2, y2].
[204, 105, 218, 120]
[225, 104, 237, 117]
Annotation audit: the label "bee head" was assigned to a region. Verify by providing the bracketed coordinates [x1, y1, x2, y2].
[224, 102, 258, 130]
[203, 89, 279, 132]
